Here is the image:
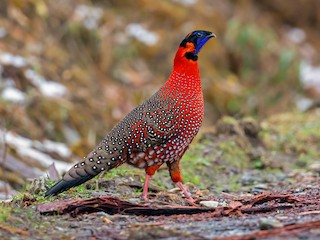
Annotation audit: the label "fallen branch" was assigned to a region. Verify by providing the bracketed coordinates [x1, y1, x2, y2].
[37, 191, 311, 217]
[37, 196, 142, 216]
[37, 196, 215, 217]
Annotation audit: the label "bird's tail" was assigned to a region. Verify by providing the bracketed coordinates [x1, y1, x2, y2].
[44, 174, 95, 196]
[44, 158, 105, 196]
[45, 139, 125, 196]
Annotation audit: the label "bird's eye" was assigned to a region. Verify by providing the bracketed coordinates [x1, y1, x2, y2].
[196, 32, 202, 37]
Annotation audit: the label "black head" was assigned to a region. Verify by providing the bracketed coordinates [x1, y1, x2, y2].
[180, 30, 215, 61]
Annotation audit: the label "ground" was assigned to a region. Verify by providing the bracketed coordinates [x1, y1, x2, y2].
[0, 110, 320, 240]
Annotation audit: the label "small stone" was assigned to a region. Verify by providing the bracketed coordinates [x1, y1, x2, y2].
[199, 201, 219, 208]
[251, 184, 269, 194]
[259, 217, 284, 230]
[96, 212, 111, 218]
[168, 187, 180, 193]
[220, 201, 228, 207]
[127, 198, 141, 203]
[55, 226, 66, 232]
[240, 172, 257, 186]
[69, 222, 79, 228]
[294, 188, 302, 193]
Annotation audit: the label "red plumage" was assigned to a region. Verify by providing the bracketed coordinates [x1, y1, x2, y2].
[45, 30, 215, 204]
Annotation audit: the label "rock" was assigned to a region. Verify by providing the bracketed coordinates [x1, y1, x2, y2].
[216, 116, 243, 136]
[309, 162, 320, 173]
[240, 171, 257, 186]
[0, 181, 17, 200]
[69, 222, 79, 228]
[199, 201, 219, 208]
[259, 217, 284, 230]
[96, 212, 112, 218]
[220, 201, 228, 207]
[168, 187, 180, 193]
[250, 184, 269, 194]
[240, 117, 261, 138]
[128, 198, 142, 203]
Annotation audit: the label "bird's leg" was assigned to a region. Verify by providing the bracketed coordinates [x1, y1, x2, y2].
[142, 174, 151, 201]
[176, 181, 195, 204]
[167, 161, 196, 205]
[143, 164, 161, 201]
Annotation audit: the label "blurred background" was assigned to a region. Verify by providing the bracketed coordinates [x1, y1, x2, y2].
[0, 0, 320, 198]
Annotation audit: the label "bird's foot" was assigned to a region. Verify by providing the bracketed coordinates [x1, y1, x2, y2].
[142, 194, 150, 201]
[186, 196, 198, 206]
[176, 181, 198, 206]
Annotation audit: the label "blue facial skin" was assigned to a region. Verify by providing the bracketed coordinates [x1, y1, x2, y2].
[193, 31, 215, 55]
[180, 30, 215, 61]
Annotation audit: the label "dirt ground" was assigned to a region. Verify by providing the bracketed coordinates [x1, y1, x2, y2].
[1, 175, 319, 240]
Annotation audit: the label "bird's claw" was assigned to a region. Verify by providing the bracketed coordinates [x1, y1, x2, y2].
[187, 197, 198, 206]
[142, 194, 149, 202]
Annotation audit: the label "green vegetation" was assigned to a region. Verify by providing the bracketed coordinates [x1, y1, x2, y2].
[261, 111, 320, 168]
[103, 166, 140, 180]
[217, 140, 249, 169]
[181, 146, 211, 189]
[0, 205, 11, 223]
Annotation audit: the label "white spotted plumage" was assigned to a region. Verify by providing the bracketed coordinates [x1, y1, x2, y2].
[45, 30, 214, 200]
[62, 70, 203, 182]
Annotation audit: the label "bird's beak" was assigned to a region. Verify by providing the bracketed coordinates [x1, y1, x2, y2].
[207, 33, 216, 39]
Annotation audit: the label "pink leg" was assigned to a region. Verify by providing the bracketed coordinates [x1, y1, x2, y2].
[176, 182, 195, 205]
[142, 174, 151, 201]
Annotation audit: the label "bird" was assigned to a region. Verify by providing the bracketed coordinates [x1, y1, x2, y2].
[45, 30, 215, 204]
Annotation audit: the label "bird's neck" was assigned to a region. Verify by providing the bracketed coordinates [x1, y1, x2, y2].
[173, 46, 200, 76]
[164, 47, 202, 95]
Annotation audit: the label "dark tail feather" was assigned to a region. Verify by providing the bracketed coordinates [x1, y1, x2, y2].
[45, 174, 95, 196]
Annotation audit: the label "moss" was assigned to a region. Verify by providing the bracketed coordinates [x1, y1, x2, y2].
[220, 116, 239, 125]
[261, 111, 320, 167]
[180, 144, 212, 189]
[0, 205, 11, 223]
[103, 166, 137, 179]
[217, 140, 249, 170]
[225, 175, 242, 192]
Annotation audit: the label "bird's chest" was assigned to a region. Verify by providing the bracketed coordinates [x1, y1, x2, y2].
[174, 98, 204, 137]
